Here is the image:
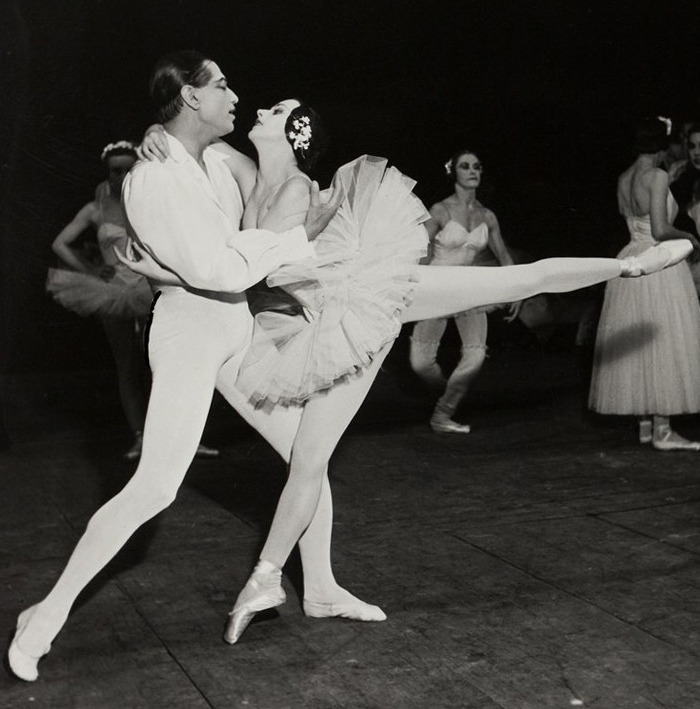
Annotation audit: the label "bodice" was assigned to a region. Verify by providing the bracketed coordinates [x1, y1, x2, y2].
[625, 192, 678, 246]
[97, 222, 128, 265]
[430, 220, 489, 266]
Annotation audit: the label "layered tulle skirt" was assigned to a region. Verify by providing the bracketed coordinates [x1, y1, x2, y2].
[237, 155, 429, 408]
[589, 239, 700, 415]
[46, 264, 153, 319]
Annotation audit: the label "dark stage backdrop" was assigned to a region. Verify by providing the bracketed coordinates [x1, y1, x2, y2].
[2, 0, 700, 374]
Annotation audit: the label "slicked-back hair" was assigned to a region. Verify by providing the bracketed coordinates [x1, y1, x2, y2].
[149, 50, 214, 124]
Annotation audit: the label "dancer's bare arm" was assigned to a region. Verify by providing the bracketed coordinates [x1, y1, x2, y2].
[52, 202, 114, 279]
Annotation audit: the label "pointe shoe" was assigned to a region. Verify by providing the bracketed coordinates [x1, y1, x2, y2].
[303, 598, 386, 622]
[223, 574, 286, 645]
[621, 239, 692, 277]
[652, 429, 700, 451]
[638, 420, 652, 444]
[7, 607, 51, 682]
[430, 417, 471, 434]
[194, 443, 220, 459]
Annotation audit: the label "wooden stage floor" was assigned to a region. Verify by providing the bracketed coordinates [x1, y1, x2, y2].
[2, 342, 700, 708]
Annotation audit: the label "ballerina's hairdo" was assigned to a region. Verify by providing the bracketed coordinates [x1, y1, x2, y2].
[444, 148, 481, 179]
[633, 116, 672, 155]
[284, 102, 329, 175]
[149, 50, 215, 124]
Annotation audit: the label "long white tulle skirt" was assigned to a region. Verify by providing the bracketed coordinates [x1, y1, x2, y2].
[237, 155, 429, 408]
[589, 240, 700, 415]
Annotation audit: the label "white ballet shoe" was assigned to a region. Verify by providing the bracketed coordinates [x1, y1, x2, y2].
[7, 607, 51, 682]
[430, 417, 471, 434]
[621, 239, 692, 277]
[638, 419, 652, 444]
[652, 429, 700, 451]
[303, 598, 386, 622]
[223, 569, 286, 645]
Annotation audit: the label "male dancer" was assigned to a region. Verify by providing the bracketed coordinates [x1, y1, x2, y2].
[8, 49, 342, 682]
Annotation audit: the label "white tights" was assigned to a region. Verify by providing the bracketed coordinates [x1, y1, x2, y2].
[258, 257, 624, 568]
[19, 256, 624, 654]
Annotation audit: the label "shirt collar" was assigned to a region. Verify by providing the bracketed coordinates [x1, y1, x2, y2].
[163, 131, 230, 167]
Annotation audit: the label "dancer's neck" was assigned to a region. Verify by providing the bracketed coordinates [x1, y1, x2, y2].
[165, 115, 226, 168]
[256, 144, 300, 187]
[454, 184, 478, 208]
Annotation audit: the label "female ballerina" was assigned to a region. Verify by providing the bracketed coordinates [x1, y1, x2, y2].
[589, 116, 700, 450]
[46, 141, 220, 461]
[410, 148, 521, 434]
[46, 141, 154, 459]
[128, 100, 691, 647]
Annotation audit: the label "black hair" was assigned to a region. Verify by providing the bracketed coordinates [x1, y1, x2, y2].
[284, 102, 328, 175]
[149, 50, 214, 124]
[685, 123, 700, 142]
[446, 148, 481, 180]
[633, 117, 670, 155]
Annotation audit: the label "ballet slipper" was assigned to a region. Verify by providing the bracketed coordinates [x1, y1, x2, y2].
[638, 419, 652, 444]
[303, 597, 386, 622]
[223, 566, 285, 645]
[7, 606, 51, 682]
[620, 239, 692, 277]
[430, 414, 471, 434]
[652, 429, 700, 451]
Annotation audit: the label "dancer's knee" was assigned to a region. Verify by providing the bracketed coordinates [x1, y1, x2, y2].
[409, 338, 439, 374]
[458, 345, 487, 372]
[117, 479, 179, 521]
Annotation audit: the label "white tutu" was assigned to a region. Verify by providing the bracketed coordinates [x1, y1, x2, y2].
[237, 155, 429, 408]
[46, 264, 154, 319]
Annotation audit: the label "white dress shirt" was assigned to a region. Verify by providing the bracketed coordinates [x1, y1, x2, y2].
[122, 132, 315, 293]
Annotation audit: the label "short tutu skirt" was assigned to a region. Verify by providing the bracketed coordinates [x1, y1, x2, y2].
[46, 264, 154, 319]
[237, 155, 429, 408]
[589, 239, 700, 415]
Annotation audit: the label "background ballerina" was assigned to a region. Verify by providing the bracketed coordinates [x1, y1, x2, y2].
[410, 148, 521, 434]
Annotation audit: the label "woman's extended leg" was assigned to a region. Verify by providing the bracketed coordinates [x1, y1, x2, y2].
[224, 342, 393, 643]
[401, 260, 624, 323]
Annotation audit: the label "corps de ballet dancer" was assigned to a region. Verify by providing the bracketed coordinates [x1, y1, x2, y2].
[589, 116, 700, 450]
[45, 140, 220, 461]
[410, 148, 522, 434]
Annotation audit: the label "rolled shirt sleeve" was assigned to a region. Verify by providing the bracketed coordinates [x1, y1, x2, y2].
[122, 158, 315, 293]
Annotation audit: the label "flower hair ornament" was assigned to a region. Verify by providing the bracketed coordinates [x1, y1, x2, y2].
[101, 140, 136, 161]
[656, 115, 673, 136]
[287, 115, 312, 153]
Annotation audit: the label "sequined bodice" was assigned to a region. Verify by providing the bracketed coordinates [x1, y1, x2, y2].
[430, 220, 489, 266]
